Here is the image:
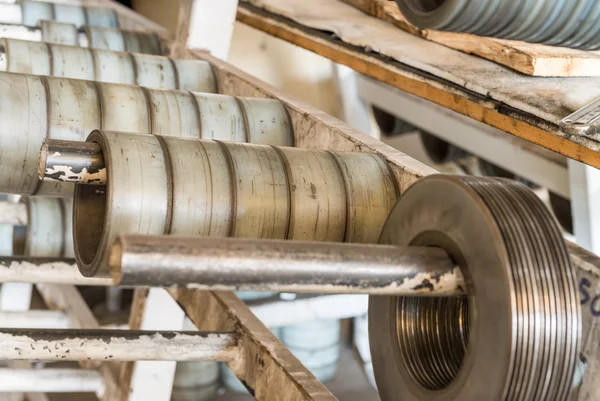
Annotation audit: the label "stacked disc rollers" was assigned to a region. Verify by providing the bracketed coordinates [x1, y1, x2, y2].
[0, 71, 292, 196]
[72, 131, 399, 277]
[14, 197, 74, 258]
[369, 175, 580, 401]
[0, 38, 215, 91]
[395, 0, 600, 50]
[0, 0, 119, 28]
[0, 20, 166, 55]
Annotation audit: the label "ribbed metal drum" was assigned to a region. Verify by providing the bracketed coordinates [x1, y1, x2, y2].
[394, 0, 600, 49]
[0, 20, 166, 54]
[172, 319, 220, 401]
[0, 0, 118, 28]
[18, 197, 74, 258]
[419, 132, 469, 164]
[353, 314, 377, 389]
[73, 132, 397, 277]
[79, 25, 164, 55]
[0, 38, 215, 91]
[281, 320, 341, 383]
[370, 175, 580, 401]
[0, 71, 292, 196]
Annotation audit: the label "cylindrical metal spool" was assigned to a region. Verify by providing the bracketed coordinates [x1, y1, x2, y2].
[278, 147, 346, 241]
[0, 20, 166, 55]
[172, 319, 220, 401]
[73, 131, 397, 277]
[3, 0, 119, 28]
[369, 175, 580, 401]
[0, 38, 216, 91]
[394, 0, 600, 50]
[17, 197, 74, 258]
[419, 132, 470, 164]
[223, 141, 290, 239]
[331, 152, 399, 243]
[0, 71, 291, 196]
[237, 98, 293, 146]
[281, 320, 341, 382]
[172, 362, 219, 401]
[39, 20, 78, 46]
[79, 25, 164, 55]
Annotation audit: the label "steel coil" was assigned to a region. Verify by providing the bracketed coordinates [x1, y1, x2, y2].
[370, 175, 580, 401]
[395, 0, 600, 49]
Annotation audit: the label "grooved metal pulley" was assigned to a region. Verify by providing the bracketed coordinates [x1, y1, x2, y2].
[395, 0, 600, 49]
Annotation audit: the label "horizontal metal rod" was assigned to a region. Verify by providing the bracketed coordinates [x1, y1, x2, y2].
[0, 257, 112, 286]
[0, 329, 238, 362]
[111, 235, 466, 296]
[39, 140, 106, 185]
[0, 368, 104, 393]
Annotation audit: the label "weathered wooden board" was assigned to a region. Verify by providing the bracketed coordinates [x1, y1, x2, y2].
[236, 0, 600, 169]
[342, 0, 600, 77]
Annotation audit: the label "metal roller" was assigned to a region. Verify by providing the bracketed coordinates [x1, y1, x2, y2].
[370, 175, 580, 401]
[39, 132, 398, 277]
[17, 197, 74, 258]
[394, 0, 600, 49]
[0, 71, 292, 196]
[0, 20, 166, 54]
[108, 175, 581, 401]
[419, 132, 470, 164]
[78, 25, 164, 55]
[0, 0, 118, 28]
[0, 38, 215, 92]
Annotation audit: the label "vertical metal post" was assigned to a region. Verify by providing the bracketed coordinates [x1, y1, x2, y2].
[568, 159, 600, 253]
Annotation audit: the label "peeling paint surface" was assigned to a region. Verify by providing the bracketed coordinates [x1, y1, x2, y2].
[0, 258, 111, 286]
[45, 165, 107, 184]
[0, 330, 239, 362]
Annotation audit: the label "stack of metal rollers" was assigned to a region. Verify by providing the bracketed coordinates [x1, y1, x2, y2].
[0, 1, 586, 401]
[394, 0, 600, 49]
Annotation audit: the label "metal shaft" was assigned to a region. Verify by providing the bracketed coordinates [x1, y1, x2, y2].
[110, 235, 465, 296]
[0, 329, 238, 362]
[40, 140, 106, 185]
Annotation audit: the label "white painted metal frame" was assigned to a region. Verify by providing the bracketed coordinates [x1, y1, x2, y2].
[354, 73, 600, 254]
[355, 74, 570, 198]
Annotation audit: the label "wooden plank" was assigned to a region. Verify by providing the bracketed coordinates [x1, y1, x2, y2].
[341, 0, 600, 77]
[235, 1, 600, 170]
[170, 289, 339, 401]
